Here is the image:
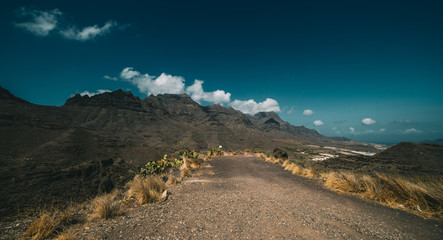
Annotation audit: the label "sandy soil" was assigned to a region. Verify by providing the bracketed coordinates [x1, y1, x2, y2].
[75, 156, 442, 239]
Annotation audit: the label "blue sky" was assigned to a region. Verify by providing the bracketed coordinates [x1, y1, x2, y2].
[1, 0, 442, 145]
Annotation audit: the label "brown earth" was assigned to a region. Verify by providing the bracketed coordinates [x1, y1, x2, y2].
[72, 156, 442, 239]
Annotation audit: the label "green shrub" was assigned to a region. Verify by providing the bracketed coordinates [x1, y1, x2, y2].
[179, 149, 200, 159]
[208, 147, 222, 156]
[140, 155, 183, 176]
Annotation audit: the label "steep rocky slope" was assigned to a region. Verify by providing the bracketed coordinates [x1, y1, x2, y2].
[0, 86, 376, 219]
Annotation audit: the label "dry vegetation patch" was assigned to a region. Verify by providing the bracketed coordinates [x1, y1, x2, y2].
[90, 194, 120, 220]
[24, 212, 57, 240]
[258, 153, 443, 219]
[127, 175, 166, 204]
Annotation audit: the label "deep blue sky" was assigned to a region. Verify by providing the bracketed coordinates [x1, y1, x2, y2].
[1, 0, 442, 145]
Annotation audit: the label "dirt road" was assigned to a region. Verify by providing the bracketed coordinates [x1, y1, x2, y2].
[79, 156, 442, 239]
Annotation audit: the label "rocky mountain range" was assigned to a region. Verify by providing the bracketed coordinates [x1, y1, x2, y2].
[0, 86, 377, 219]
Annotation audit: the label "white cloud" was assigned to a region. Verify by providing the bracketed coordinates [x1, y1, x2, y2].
[362, 118, 376, 125]
[379, 128, 386, 132]
[313, 120, 324, 126]
[126, 72, 185, 96]
[120, 67, 140, 80]
[349, 127, 356, 134]
[14, 8, 62, 36]
[404, 128, 422, 134]
[303, 109, 314, 116]
[14, 7, 122, 41]
[79, 89, 111, 97]
[60, 20, 117, 41]
[186, 80, 231, 104]
[119, 67, 280, 114]
[230, 98, 281, 115]
[104, 75, 118, 81]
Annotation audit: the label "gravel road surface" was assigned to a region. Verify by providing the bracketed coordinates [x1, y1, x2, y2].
[77, 156, 442, 239]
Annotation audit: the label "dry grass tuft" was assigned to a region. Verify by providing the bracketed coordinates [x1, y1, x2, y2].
[301, 167, 319, 178]
[24, 212, 57, 240]
[322, 172, 364, 193]
[91, 194, 120, 220]
[184, 157, 205, 169]
[179, 157, 207, 178]
[127, 175, 165, 204]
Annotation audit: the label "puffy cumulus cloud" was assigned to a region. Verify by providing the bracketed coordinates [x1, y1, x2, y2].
[118, 67, 280, 114]
[60, 20, 117, 41]
[230, 98, 281, 115]
[123, 71, 185, 96]
[313, 120, 324, 126]
[404, 128, 423, 134]
[79, 89, 111, 97]
[186, 80, 230, 104]
[303, 109, 314, 116]
[14, 7, 62, 36]
[362, 118, 376, 125]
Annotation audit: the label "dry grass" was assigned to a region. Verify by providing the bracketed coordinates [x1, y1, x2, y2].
[24, 170, 180, 239]
[127, 175, 165, 204]
[90, 194, 120, 220]
[24, 212, 57, 240]
[179, 157, 207, 178]
[321, 171, 443, 218]
[24, 203, 85, 240]
[258, 153, 282, 165]
[265, 155, 443, 218]
[188, 157, 205, 169]
[282, 160, 318, 178]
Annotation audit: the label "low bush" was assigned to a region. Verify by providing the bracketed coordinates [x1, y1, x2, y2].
[208, 147, 223, 156]
[140, 155, 183, 176]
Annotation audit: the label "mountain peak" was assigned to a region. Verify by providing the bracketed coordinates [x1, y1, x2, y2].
[64, 89, 143, 111]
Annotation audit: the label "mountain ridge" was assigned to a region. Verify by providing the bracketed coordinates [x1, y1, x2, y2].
[0, 86, 377, 219]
